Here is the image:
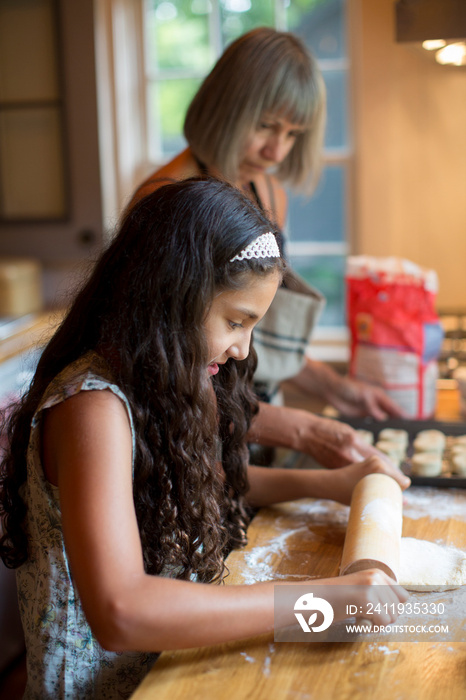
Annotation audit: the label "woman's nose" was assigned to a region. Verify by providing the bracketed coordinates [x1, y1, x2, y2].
[262, 134, 289, 164]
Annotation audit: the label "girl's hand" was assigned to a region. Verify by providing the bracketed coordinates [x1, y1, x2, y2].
[323, 455, 410, 505]
[275, 569, 408, 632]
[246, 455, 410, 510]
[318, 568, 409, 626]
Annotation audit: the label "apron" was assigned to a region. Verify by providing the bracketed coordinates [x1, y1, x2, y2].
[253, 268, 325, 402]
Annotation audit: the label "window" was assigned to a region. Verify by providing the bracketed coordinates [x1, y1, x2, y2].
[142, 0, 350, 329]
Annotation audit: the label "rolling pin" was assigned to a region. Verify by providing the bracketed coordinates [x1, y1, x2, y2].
[340, 473, 403, 580]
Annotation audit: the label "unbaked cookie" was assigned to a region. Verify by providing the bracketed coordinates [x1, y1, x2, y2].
[378, 428, 409, 451]
[413, 429, 446, 454]
[411, 452, 443, 477]
[451, 452, 466, 475]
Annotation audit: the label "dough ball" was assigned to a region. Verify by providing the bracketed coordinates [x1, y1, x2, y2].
[411, 452, 442, 477]
[413, 429, 446, 454]
[378, 428, 409, 449]
[355, 429, 374, 446]
[451, 452, 466, 475]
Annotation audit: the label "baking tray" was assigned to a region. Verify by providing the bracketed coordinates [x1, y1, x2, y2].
[338, 416, 466, 488]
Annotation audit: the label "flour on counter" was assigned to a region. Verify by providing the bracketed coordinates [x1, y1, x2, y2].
[367, 644, 400, 656]
[271, 499, 349, 525]
[403, 488, 466, 521]
[262, 656, 271, 677]
[239, 500, 348, 584]
[262, 643, 275, 678]
[241, 528, 310, 584]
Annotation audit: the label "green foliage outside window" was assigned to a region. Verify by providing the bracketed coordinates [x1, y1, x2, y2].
[145, 0, 329, 156]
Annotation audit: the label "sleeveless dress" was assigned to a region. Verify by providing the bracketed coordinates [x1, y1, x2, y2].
[17, 352, 157, 699]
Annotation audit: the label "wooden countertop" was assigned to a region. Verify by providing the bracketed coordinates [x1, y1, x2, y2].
[131, 392, 466, 700]
[132, 489, 466, 700]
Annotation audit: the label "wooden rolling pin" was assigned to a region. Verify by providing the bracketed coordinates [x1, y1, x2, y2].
[340, 473, 403, 580]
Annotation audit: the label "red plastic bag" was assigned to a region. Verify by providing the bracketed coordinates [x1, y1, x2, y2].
[346, 257, 444, 419]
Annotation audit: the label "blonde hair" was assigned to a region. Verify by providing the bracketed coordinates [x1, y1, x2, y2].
[184, 27, 326, 193]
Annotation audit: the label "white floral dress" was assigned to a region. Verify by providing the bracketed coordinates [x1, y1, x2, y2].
[17, 352, 158, 699]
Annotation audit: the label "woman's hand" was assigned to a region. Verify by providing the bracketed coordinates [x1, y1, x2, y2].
[249, 403, 399, 469]
[323, 375, 405, 421]
[286, 412, 391, 469]
[289, 358, 405, 421]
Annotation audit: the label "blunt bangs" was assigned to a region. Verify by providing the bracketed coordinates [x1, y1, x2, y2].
[258, 59, 318, 130]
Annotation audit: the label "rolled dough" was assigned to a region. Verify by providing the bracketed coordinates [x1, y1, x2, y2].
[398, 537, 466, 591]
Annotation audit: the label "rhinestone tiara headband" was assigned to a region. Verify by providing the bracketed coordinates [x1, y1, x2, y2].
[230, 232, 280, 263]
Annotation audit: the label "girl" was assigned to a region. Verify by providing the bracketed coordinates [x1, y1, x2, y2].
[128, 27, 404, 471]
[0, 179, 407, 699]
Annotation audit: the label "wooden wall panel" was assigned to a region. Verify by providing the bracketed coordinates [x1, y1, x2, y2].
[351, 0, 466, 309]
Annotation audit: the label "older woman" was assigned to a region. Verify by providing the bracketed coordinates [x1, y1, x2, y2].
[128, 27, 403, 469]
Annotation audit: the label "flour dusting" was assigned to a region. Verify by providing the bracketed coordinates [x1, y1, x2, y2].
[367, 643, 400, 655]
[403, 488, 466, 521]
[262, 643, 275, 678]
[377, 645, 400, 655]
[241, 529, 305, 584]
[239, 499, 348, 584]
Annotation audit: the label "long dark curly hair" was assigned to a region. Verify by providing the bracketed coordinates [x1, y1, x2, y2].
[0, 178, 284, 583]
